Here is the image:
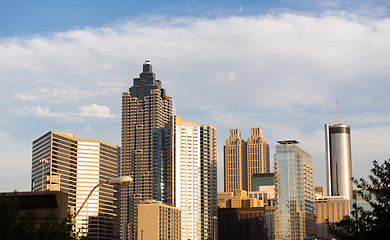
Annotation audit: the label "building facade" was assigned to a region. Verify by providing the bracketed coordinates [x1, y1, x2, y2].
[274, 140, 315, 240]
[32, 131, 120, 239]
[137, 200, 181, 240]
[325, 123, 353, 200]
[224, 127, 269, 192]
[315, 196, 350, 239]
[155, 116, 217, 240]
[219, 189, 263, 208]
[218, 206, 275, 240]
[121, 60, 173, 239]
[1, 191, 69, 226]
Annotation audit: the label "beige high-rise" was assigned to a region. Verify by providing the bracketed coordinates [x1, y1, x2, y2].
[315, 196, 350, 239]
[224, 127, 269, 192]
[121, 60, 173, 240]
[138, 200, 181, 240]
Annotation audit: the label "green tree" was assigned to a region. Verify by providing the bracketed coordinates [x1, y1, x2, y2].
[328, 159, 390, 239]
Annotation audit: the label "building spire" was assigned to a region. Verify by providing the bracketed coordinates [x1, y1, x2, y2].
[143, 59, 152, 72]
[337, 99, 340, 124]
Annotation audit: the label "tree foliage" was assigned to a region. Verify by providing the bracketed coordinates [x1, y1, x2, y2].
[328, 159, 390, 239]
[0, 192, 87, 240]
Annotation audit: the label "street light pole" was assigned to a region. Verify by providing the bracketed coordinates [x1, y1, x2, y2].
[72, 176, 132, 224]
[213, 216, 217, 240]
[39, 158, 48, 191]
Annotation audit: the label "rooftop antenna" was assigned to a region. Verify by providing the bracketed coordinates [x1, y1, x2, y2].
[337, 99, 340, 124]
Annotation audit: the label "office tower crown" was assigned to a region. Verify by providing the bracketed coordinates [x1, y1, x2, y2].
[230, 128, 241, 137]
[129, 60, 166, 100]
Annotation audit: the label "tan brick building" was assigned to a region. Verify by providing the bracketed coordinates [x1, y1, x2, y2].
[315, 196, 350, 239]
[138, 200, 181, 240]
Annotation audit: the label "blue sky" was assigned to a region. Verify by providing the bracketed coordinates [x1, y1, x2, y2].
[3, 0, 390, 37]
[1, 0, 390, 192]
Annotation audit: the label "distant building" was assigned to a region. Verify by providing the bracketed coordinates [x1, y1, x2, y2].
[352, 188, 375, 212]
[274, 140, 316, 240]
[137, 200, 181, 240]
[315, 186, 325, 197]
[251, 173, 274, 191]
[219, 190, 263, 208]
[224, 127, 270, 192]
[218, 206, 275, 240]
[249, 173, 275, 207]
[217, 192, 234, 208]
[325, 123, 353, 199]
[0, 191, 68, 226]
[32, 131, 120, 239]
[315, 196, 350, 239]
[249, 186, 275, 207]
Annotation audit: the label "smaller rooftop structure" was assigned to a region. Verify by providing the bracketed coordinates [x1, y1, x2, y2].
[277, 140, 299, 144]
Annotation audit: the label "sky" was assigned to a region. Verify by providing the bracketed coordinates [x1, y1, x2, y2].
[1, 0, 390, 192]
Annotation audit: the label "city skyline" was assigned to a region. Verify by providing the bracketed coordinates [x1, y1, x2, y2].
[1, 1, 390, 193]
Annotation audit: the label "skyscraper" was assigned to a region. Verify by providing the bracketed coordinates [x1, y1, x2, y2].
[154, 116, 217, 240]
[32, 131, 120, 239]
[325, 123, 353, 200]
[121, 60, 173, 239]
[274, 140, 315, 240]
[224, 127, 269, 192]
[224, 129, 246, 192]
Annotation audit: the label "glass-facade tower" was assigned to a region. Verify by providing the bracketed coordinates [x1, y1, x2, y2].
[274, 140, 315, 240]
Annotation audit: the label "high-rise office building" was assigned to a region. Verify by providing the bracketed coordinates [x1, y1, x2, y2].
[325, 123, 353, 199]
[224, 127, 269, 192]
[32, 131, 120, 239]
[121, 60, 173, 239]
[274, 140, 315, 240]
[154, 116, 217, 240]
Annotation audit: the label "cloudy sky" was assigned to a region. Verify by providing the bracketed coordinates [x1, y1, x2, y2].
[1, 0, 390, 192]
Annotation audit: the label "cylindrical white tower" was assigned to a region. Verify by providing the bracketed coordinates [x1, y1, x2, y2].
[325, 124, 353, 200]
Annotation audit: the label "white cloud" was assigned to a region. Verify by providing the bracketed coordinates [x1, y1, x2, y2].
[78, 104, 116, 118]
[14, 106, 54, 117]
[213, 72, 237, 84]
[14, 104, 116, 120]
